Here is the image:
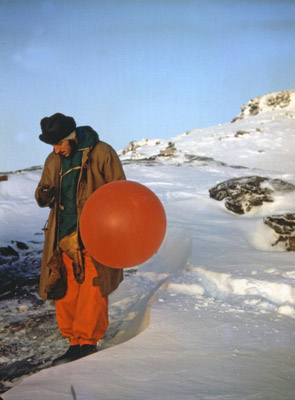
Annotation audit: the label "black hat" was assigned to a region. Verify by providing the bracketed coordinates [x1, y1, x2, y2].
[39, 113, 76, 144]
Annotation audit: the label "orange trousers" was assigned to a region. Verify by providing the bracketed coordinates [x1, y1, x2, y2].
[55, 250, 108, 346]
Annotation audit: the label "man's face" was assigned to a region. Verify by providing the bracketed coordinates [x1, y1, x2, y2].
[53, 140, 72, 157]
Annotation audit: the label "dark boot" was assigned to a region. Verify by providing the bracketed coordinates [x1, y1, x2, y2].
[52, 345, 81, 366]
[80, 344, 98, 358]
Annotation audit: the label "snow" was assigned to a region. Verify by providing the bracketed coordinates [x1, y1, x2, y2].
[1, 90, 295, 399]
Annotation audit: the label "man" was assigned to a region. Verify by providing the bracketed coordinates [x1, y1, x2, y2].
[35, 113, 126, 366]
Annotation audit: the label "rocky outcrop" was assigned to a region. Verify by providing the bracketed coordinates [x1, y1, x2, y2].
[120, 140, 140, 154]
[232, 90, 294, 122]
[209, 176, 295, 215]
[266, 91, 291, 108]
[159, 142, 176, 156]
[209, 176, 295, 251]
[120, 138, 163, 157]
[264, 214, 295, 251]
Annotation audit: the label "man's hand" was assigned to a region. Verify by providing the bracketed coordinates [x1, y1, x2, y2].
[38, 185, 56, 206]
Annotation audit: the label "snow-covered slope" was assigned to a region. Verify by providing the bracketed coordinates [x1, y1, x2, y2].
[119, 90, 295, 174]
[1, 90, 295, 399]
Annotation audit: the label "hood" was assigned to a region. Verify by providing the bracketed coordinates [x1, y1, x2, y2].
[76, 126, 100, 150]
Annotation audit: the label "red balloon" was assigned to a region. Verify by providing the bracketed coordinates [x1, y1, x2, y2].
[79, 180, 167, 268]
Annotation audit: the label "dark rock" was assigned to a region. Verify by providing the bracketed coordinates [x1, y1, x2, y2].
[248, 101, 260, 116]
[13, 241, 29, 250]
[0, 246, 19, 258]
[264, 214, 295, 251]
[209, 176, 295, 215]
[0, 243, 42, 299]
[235, 130, 249, 137]
[0, 356, 46, 382]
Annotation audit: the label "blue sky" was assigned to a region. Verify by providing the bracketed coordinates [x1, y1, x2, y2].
[1, 0, 295, 172]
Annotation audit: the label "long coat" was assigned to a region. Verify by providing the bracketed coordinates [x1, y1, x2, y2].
[35, 139, 126, 301]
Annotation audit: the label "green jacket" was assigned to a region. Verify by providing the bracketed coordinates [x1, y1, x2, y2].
[35, 127, 126, 300]
[58, 126, 99, 241]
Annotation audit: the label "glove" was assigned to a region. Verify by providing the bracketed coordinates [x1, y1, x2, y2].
[38, 185, 56, 206]
[58, 232, 85, 284]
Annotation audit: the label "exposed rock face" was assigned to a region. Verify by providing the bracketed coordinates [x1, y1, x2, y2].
[266, 91, 291, 108]
[264, 214, 295, 251]
[120, 140, 139, 154]
[232, 90, 293, 122]
[120, 138, 163, 156]
[159, 142, 176, 156]
[209, 176, 295, 215]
